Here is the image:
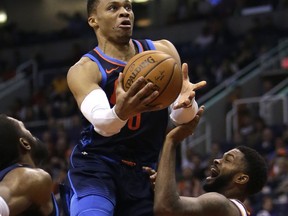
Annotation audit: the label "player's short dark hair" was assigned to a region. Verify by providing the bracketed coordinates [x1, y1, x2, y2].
[87, 0, 100, 17]
[237, 145, 268, 195]
[0, 114, 22, 170]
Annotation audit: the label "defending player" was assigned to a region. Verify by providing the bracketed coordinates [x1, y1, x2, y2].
[154, 106, 268, 216]
[0, 114, 59, 216]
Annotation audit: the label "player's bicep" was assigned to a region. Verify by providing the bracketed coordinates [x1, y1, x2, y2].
[174, 193, 233, 216]
[0, 184, 31, 216]
[31, 171, 53, 205]
[154, 40, 182, 67]
[67, 62, 102, 107]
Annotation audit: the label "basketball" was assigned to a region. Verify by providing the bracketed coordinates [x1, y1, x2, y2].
[123, 50, 183, 108]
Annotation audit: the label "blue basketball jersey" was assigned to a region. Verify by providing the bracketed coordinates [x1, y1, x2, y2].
[79, 39, 169, 164]
[0, 164, 60, 216]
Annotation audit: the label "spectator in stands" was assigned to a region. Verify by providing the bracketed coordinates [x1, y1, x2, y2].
[256, 195, 278, 216]
[194, 26, 215, 49]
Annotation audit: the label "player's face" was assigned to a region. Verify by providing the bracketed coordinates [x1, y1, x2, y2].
[203, 149, 245, 193]
[95, 0, 134, 43]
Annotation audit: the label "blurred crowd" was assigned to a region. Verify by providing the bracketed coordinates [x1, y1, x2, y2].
[169, 0, 288, 24]
[0, 1, 288, 215]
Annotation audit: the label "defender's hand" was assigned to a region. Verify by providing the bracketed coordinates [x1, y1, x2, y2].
[173, 63, 206, 110]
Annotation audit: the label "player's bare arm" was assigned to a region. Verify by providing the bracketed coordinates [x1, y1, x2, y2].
[154, 40, 206, 110]
[167, 192, 241, 216]
[154, 107, 202, 215]
[0, 168, 54, 216]
[68, 57, 166, 123]
[67, 57, 102, 108]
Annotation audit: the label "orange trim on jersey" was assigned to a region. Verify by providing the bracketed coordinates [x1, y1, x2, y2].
[93, 49, 126, 67]
[121, 160, 137, 167]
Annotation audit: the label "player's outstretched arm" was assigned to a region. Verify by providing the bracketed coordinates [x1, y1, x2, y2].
[170, 63, 207, 125]
[154, 106, 241, 216]
[154, 107, 204, 215]
[173, 63, 207, 110]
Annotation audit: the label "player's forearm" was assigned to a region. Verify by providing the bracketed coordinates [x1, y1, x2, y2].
[170, 98, 198, 125]
[154, 138, 181, 215]
[80, 89, 127, 137]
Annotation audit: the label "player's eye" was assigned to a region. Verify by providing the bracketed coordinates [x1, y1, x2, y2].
[224, 156, 233, 162]
[108, 5, 117, 11]
[125, 4, 132, 11]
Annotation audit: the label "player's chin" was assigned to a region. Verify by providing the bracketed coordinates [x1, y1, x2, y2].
[116, 32, 132, 42]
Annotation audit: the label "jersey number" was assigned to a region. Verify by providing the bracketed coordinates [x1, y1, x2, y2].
[110, 79, 141, 130]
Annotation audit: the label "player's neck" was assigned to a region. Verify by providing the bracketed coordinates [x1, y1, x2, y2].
[20, 155, 36, 168]
[223, 189, 246, 203]
[98, 40, 137, 62]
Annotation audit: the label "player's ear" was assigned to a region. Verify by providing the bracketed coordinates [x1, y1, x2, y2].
[235, 173, 249, 184]
[88, 16, 98, 28]
[19, 138, 31, 151]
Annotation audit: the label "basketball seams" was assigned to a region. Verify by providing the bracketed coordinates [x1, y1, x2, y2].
[142, 56, 173, 77]
[147, 61, 178, 105]
[123, 50, 182, 108]
[126, 50, 162, 66]
[123, 52, 172, 90]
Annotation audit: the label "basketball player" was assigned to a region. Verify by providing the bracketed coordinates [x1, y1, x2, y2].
[0, 114, 59, 216]
[154, 106, 268, 216]
[60, 0, 206, 215]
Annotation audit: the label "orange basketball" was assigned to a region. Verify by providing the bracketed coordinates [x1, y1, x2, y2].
[123, 50, 182, 108]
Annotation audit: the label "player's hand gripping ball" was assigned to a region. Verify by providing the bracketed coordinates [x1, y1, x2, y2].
[123, 50, 183, 108]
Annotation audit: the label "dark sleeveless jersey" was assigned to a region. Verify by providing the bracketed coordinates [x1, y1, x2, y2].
[0, 164, 60, 216]
[80, 39, 169, 164]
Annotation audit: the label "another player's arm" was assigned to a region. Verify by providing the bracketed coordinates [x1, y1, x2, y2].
[29, 169, 54, 216]
[154, 108, 203, 215]
[158, 193, 240, 216]
[0, 168, 54, 216]
[154, 40, 206, 124]
[154, 107, 239, 216]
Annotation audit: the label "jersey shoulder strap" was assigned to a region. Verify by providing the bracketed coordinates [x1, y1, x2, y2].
[230, 199, 250, 216]
[133, 39, 156, 51]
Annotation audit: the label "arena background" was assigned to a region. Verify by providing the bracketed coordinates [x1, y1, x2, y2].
[0, 0, 288, 215]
